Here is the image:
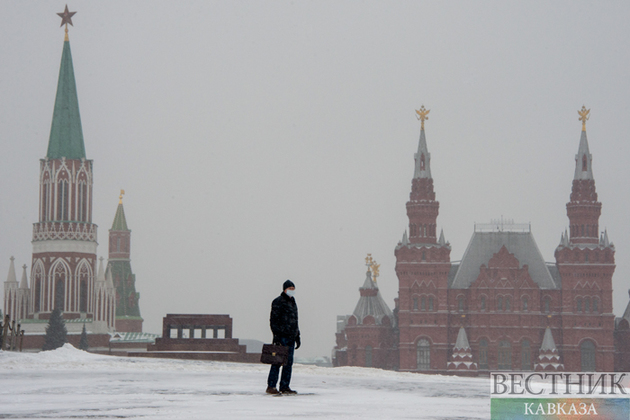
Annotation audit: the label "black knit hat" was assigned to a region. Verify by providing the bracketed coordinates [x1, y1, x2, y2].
[283, 279, 295, 290]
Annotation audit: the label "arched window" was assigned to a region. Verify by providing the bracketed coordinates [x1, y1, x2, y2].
[365, 345, 373, 368]
[497, 297, 503, 311]
[417, 339, 430, 370]
[593, 298, 599, 313]
[479, 339, 489, 370]
[53, 262, 68, 311]
[506, 298, 511, 312]
[585, 298, 591, 313]
[428, 296, 434, 312]
[480, 296, 486, 311]
[577, 298, 583, 313]
[79, 264, 89, 313]
[521, 340, 532, 371]
[55, 277, 65, 311]
[413, 297, 418, 311]
[34, 278, 41, 313]
[458, 296, 464, 312]
[498, 340, 512, 370]
[57, 179, 69, 221]
[522, 297, 528, 311]
[42, 179, 49, 221]
[420, 153, 426, 171]
[581, 340, 596, 371]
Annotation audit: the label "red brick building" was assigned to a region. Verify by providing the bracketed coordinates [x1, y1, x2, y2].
[336, 106, 628, 374]
[334, 256, 397, 369]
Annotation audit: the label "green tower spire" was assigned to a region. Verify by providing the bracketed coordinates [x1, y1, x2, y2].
[46, 37, 86, 159]
[112, 201, 129, 231]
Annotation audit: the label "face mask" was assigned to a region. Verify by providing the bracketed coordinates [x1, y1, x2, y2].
[286, 289, 296, 298]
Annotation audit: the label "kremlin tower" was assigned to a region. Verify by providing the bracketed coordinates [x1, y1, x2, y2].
[3, 8, 132, 346]
[108, 191, 143, 332]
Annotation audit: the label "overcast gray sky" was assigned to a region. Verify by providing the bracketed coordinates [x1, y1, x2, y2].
[2, 1, 630, 358]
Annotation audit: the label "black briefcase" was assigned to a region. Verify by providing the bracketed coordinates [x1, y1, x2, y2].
[260, 344, 288, 365]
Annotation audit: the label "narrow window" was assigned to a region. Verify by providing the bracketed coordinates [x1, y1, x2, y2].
[429, 296, 434, 311]
[521, 340, 532, 371]
[479, 339, 489, 370]
[413, 297, 418, 311]
[522, 297, 528, 311]
[593, 299, 599, 313]
[506, 298, 511, 312]
[544, 297, 551, 313]
[481, 296, 486, 311]
[581, 341, 596, 371]
[577, 298, 583, 313]
[458, 296, 464, 312]
[498, 341, 512, 370]
[417, 339, 430, 370]
[498, 297, 503, 311]
[585, 298, 591, 313]
[421, 296, 426, 311]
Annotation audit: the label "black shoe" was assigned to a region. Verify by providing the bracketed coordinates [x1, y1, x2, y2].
[280, 388, 297, 394]
[266, 387, 280, 395]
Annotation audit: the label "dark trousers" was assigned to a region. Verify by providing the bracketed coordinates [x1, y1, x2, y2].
[267, 336, 295, 390]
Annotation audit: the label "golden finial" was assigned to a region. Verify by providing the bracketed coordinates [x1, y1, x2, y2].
[119, 189, 125, 204]
[415, 105, 430, 130]
[578, 105, 590, 132]
[365, 253, 373, 266]
[370, 261, 380, 282]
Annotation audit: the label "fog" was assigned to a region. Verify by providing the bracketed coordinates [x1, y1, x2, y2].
[1, 1, 630, 358]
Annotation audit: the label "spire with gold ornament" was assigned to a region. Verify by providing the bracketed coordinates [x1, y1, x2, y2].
[108, 191, 143, 332]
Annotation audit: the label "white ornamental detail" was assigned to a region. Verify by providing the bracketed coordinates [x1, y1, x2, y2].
[32, 222, 97, 242]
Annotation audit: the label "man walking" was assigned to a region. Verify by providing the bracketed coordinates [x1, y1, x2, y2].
[266, 280, 301, 395]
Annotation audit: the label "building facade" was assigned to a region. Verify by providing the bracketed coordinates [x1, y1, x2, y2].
[336, 106, 625, 373]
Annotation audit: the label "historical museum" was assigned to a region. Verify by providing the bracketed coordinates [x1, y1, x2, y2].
[335, 106, 630, 374]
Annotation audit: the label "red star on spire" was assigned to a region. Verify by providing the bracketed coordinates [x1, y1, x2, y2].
[57, 5, 77, 27]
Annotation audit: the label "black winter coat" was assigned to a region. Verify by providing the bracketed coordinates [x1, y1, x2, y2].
[270, 292, 300, 341]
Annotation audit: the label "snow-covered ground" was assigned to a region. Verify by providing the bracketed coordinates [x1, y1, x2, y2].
[0, 344, 490, 419]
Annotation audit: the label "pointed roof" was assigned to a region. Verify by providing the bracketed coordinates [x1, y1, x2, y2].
[111, 203, 129, 231]
[438, 229, 446, 246]
[454, 326, 471, 350]
[47, 39, 86, 160]
[540, 327, 558, 352]
[105, 265, 115, 289]
[19, 265, 29, 289]
[450, 230, 557, 289]
[573, 130, 593, 180]
[413, 128, 432, 179]
[97, 257, 105, 282]
[5, 257, 17, 284]
[352, 270, 393, 324]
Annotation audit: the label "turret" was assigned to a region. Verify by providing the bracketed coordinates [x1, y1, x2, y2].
[407, 106, 439, 244]
[566, 106, 601, 245]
